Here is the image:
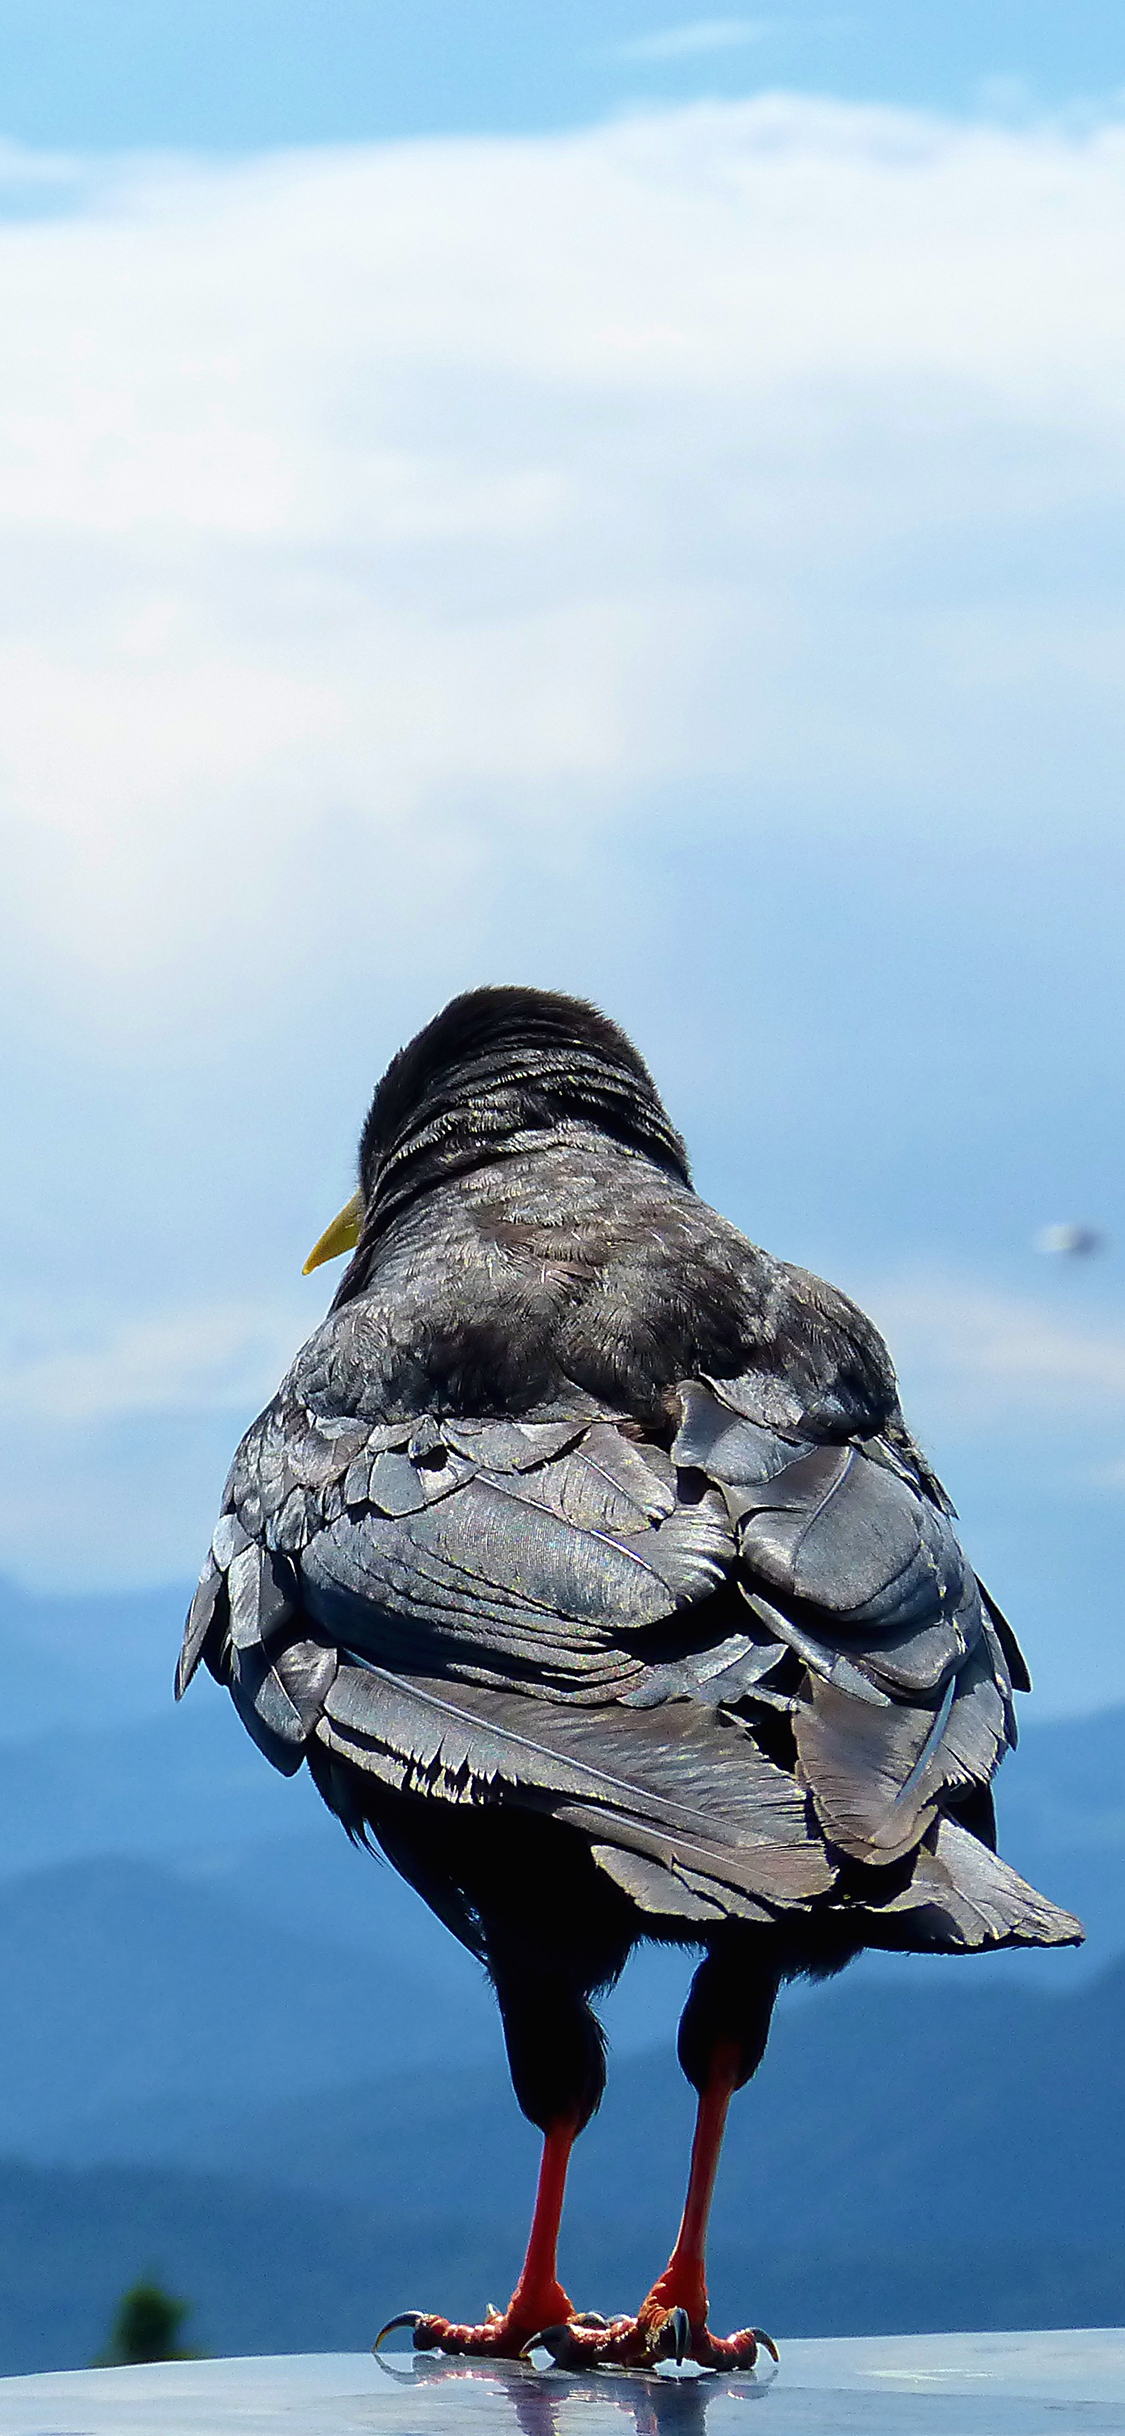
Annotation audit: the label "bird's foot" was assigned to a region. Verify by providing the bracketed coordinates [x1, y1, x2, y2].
[522, 2302, 778, 2373]
[376, 2285, 578, 2360]
[678, 2318, 778, 2371]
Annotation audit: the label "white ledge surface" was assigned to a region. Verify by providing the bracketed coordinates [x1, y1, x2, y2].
[0, 2329, 1124, 2434]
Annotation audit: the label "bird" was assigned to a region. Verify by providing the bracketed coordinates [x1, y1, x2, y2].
[178, 986, 1082, 2372]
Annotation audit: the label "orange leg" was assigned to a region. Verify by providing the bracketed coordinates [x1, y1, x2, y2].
[504, 2115, 579, 2337]
[530, 2042, 776, 2372]
[381, 2116, 579, 2357]
[637, 2037, 741, 2335]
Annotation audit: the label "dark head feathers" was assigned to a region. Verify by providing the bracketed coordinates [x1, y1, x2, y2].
[357, 987, 690, 1232]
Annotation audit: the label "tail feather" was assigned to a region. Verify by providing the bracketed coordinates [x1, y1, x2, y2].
[870, 1815, 1084, 1951]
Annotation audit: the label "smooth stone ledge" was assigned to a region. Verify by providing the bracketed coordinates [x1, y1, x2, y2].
[1, 2331, 1124, 2436]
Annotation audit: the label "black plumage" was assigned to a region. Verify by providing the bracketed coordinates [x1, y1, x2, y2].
[179, 986, 1081, 2368]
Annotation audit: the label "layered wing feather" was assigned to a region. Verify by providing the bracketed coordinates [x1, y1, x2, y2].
[670, 1377, 1017, 1864]
[178, 1354, 1079, 1948]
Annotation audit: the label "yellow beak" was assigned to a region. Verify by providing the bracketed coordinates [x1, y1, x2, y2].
[302, 1188, 364, 1275]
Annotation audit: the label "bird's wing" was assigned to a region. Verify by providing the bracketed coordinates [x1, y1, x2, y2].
[181, 1394, 738, 1695]
[178, 1392, 834, 1915]
[318, 1662, 832, 1914]
[177, 1359, 1071, 1945]
[667, 1375, 1026, 1864]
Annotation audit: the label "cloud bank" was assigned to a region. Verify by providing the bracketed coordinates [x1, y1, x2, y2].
[0, 93, 1122, 1699]
[2, 96, 1124, 1030]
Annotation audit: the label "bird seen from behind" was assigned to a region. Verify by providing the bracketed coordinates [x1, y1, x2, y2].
[178, 986, 1082, 2371]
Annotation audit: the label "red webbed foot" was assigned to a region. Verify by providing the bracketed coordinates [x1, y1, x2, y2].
[527, 2208, 781, 2372]
[376, 2285, 577, 2360]
[523, 2303, 778, 2373]
[681, 2318, 778, 2370]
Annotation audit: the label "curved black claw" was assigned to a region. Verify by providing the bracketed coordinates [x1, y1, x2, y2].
[693, 2324, 779, 2373]
[665, 2307, 690, 2366]
[373, 2312, 424, 2356]
[519, 2321, 583, 2367]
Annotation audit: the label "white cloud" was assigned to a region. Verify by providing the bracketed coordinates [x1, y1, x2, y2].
[0, 1294, 315, 1587]
[0, 97, 1125, 1044]
[3, 98, 1125, 1597]
[2, 1264, 1123, 1599]
[613, 19, 771, 61]
[7, 1269, 1121, 1448]
[864, 1274, 1125, 1433]
[0, 1300, 308, 1427]
[12, 1271, 1124, 1444]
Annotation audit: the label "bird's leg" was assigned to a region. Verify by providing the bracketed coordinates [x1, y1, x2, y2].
[388, 2115, 580, 2357]
[631, 2039, 774, 2368]
[636, 2036, 739, 2337]
[527, 1944, 780, 2372]
[530, 2044, 772, 2371]
[503, 2114, 579, 2337]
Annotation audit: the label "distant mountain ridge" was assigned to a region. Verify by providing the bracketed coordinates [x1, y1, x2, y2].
[2, 1948, 1124, 2374]
[0, 2152, 1120, 2376]
[1, 1658, 1120, 1978]
[0, 1856, 496, 2155]
[53, 1949, 1125, 2258]
[0, 1575, 1119, 2369]
[0, 1574, 182, 1738]
[0, 1569, 1118, 1952]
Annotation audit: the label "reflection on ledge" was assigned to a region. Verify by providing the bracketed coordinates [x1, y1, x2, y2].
[378, 2349, 774, 2434]
[2, 2331, 1125, 2434]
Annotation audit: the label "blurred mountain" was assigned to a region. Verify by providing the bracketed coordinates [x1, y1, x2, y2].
[0, 2149, 1120, 2376]
[55, 1956, 1125, 2258]
[0, 1572, 1120, 2166]
[0, 2158, 420, 2373]
[0, 1583, 1119, 2371]
[0, 1669, 1119, 1978]
[0, 1856, 495, 2154]
[0, 1574, 183, 1739]
[0, 1624, 1116, 2153]
[995, 1701, 1125, 1960]
[1, 1955, 1124, 2371]
[0, 1701, 307, 1876]
[0, 1568, 1118, 1954]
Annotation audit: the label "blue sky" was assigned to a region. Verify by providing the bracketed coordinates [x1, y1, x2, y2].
[0, 3, 1123, 146]
[0, 7, 1123, 1719]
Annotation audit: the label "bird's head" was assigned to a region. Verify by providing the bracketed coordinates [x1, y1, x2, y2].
[303, 985, 690, 1279]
